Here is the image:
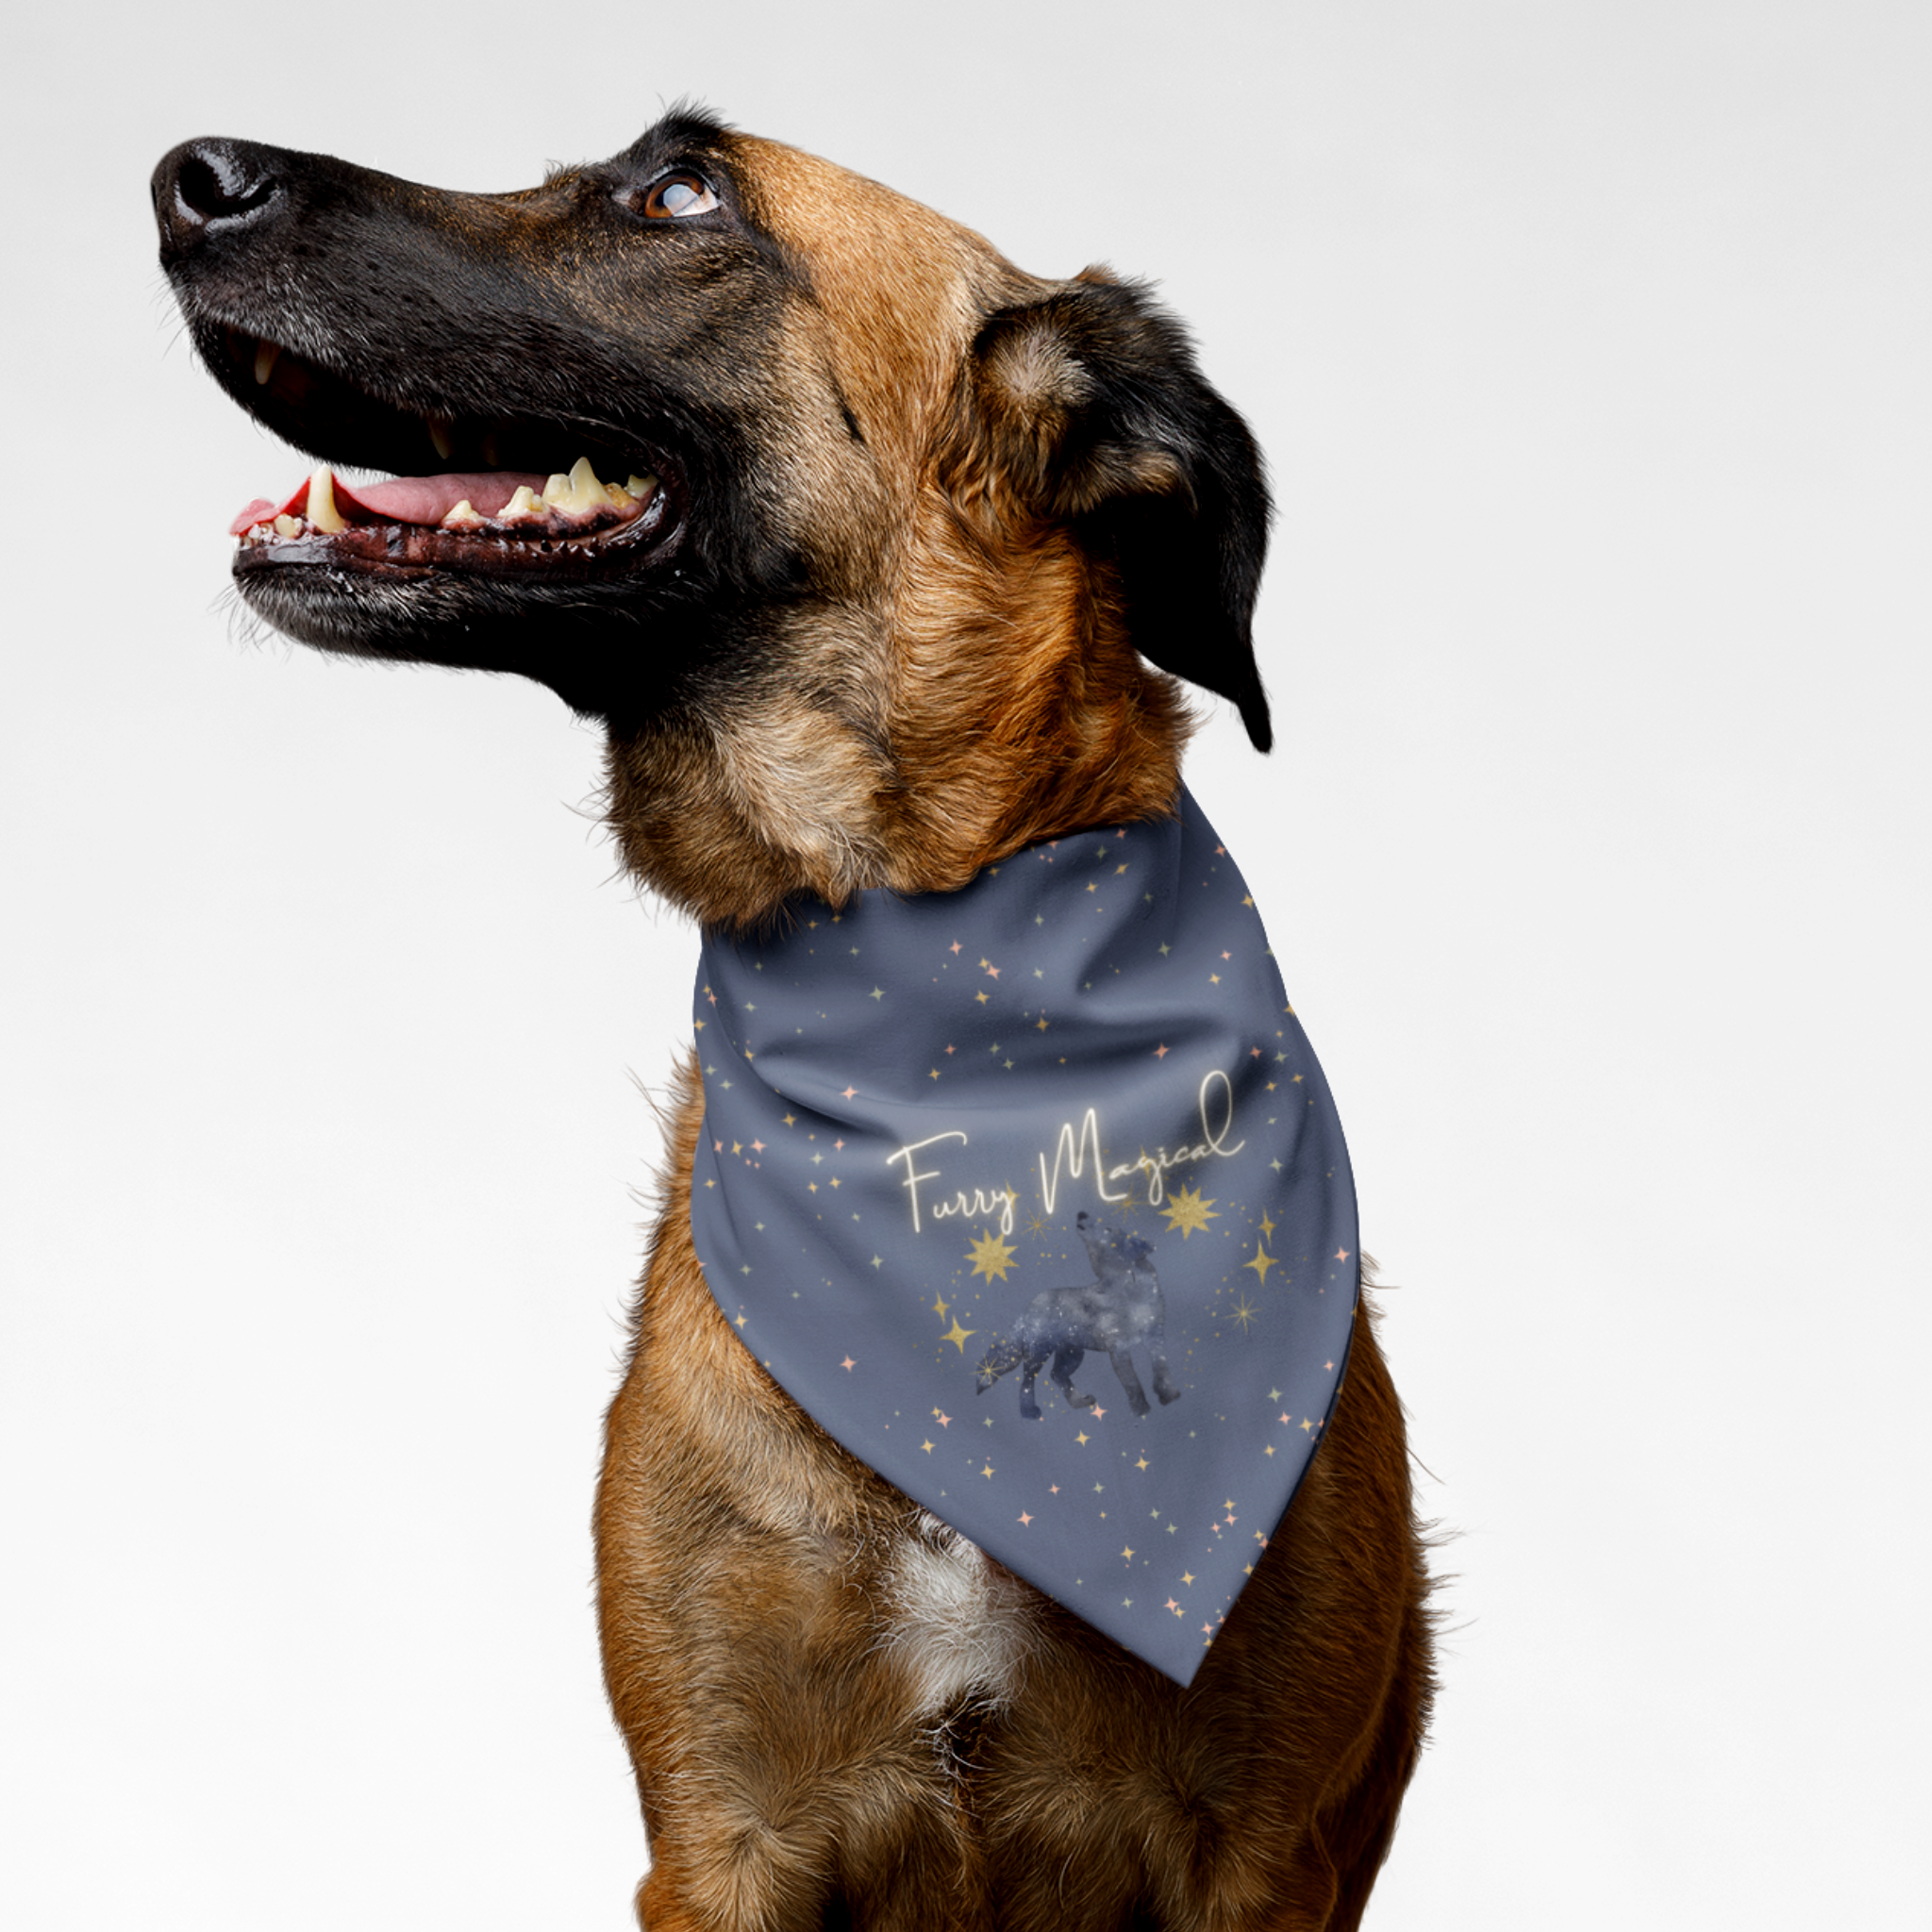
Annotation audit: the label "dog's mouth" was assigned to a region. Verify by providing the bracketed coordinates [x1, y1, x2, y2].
[213, 325, 678, 583]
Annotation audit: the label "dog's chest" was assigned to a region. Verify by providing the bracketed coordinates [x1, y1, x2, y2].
[881, 1514, 1033, 1715]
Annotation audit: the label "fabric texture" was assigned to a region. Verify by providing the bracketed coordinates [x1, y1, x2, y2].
[688, 787, 1357, 1685]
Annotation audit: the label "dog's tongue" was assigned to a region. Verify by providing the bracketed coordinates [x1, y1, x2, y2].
[229, 467, 545, 536]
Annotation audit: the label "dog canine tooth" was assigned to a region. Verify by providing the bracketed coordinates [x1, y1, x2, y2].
[306, 466, 346, 534]
[565, 456, 604, 509]
[426, 416, 455, 461]
[253, 339, 279, 386]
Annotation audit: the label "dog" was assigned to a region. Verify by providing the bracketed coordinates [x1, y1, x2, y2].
[154, 108, 1433, 1931]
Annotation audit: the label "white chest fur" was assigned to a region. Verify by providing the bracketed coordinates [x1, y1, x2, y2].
[883, 1514, 1034, 1717]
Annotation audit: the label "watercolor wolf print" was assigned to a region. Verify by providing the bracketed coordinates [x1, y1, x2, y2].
[154, 105, 1433, 1932]
[974, 1209, 1182, 1420]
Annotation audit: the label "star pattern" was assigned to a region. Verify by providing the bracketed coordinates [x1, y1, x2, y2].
[966, 1228, 1019, 1283]
[1161, 1183, 1219, 1240]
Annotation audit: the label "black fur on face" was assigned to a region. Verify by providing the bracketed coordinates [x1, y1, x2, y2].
[154, 110, 824, 721]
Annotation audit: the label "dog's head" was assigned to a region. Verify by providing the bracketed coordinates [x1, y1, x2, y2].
[155, 108, 1271, 923]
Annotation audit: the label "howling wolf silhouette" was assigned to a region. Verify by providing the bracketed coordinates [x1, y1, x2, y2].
[974, 1210, 1182, 1420]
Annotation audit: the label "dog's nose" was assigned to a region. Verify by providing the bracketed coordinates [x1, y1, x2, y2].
[152, 138, 285, 258]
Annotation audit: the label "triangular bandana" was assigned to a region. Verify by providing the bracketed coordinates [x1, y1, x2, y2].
[689, 787, 1357, 1685]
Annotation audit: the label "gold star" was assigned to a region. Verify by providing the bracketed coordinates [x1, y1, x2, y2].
[1231, 1296, 1259, 1331]
[1242, 1243, 1275, 1284]
[1122, 1547, 1135, 1561]
[1181, 1572, 1195, 1586]
[932, 1293, 951, 1322]
[1162, 1184, 1219, 1240]
[922, 1440, 935, 1453]
[1075, 1431, 1090, 1445]
[1258, 1210, 1276, 1240]
[1135, 1456, 1149, 1471]
[967, 1228, 1018, 1283]
[981, 1463, 995, 1478]
[941, 1319, 977, 1353]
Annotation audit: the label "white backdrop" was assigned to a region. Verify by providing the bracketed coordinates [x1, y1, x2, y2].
[4, 3, 1926, 1924]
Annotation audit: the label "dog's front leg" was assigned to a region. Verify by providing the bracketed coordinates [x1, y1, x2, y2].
[596, 1074, 987, 1932]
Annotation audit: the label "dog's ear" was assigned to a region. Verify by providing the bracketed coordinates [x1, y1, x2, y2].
[954, 270, 1273, 751]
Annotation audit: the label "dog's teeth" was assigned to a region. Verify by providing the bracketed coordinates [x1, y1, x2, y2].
[625, 473, 658, 501]
[273, 513, 302, 538]
[253, 340, 280, 386]
[567, 456, 605, 506]
[502, 484, 543, 520]
[427, 417, 455, 461]
[307, 466, 347, 534]
[539, 458, 609, 514]
[441, 499, 483, 527]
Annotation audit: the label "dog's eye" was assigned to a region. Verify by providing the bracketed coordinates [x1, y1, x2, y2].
[632, 174, 720, 220]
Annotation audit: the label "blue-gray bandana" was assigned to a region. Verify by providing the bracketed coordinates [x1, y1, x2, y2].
[689, 788, 1357, 1685]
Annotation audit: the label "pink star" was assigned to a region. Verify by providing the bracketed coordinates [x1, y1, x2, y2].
[1154, 1044, 1169, 1058]
[713, 1139, 724, 1153]
[841, 1357, 856, 1371]
[1335, 1248, 1351, 1261]
[986, 965, 1001, 978]
[842, 1086, 858, 1099]
[936, 1412, 951, 1428]
[1249, 1046, 1262, 1058]
[1017, 1511, 1033, 1525]
[949, 941, 962, 955]
[1221, 951, 1231, 960]
[1050, 1484, 1060, 1495]
[750, 1140, 765, 1153]
[1166, 1598, 1182, 1616]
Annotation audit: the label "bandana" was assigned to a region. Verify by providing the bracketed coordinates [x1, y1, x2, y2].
[688, 787, 1357, 1685]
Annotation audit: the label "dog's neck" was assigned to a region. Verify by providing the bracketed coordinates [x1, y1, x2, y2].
[603, 524, 1194, 928]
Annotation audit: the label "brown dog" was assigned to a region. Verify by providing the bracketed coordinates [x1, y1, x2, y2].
[154, 108, 1432, 1931]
